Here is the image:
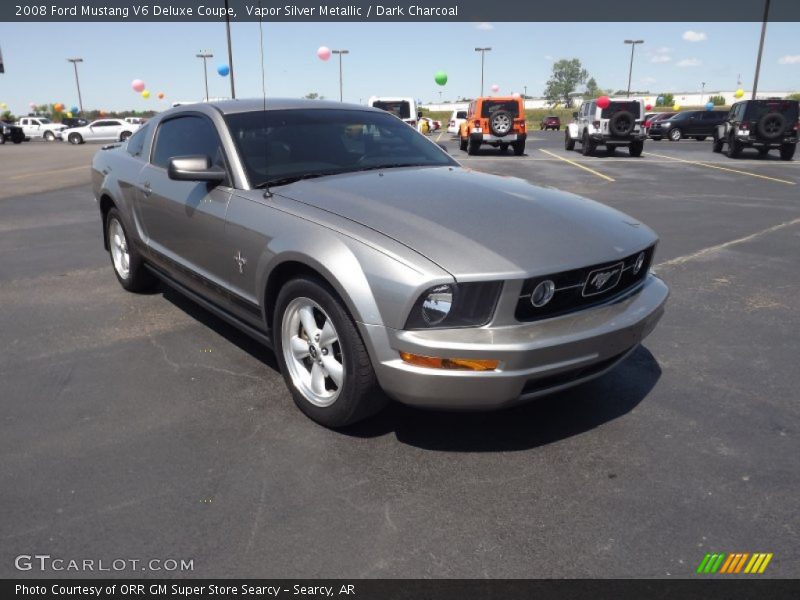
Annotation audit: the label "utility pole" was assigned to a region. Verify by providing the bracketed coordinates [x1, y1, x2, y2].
[752, 0, 771, 99]
[701, 81, 706, 104]
[67, 58, 84, 113]
[624, 40, 644, 97]
[196, 51, 213, 101]
[474, 47, 491, 96]
[332, 49, 349, 102]
[224, 0, 236, 98]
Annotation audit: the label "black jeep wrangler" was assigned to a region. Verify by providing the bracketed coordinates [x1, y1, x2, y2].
[0, 121, 25, 144]
[713, 99, 798, 160]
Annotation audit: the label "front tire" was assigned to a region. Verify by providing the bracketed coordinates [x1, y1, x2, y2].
[274, 277, 387, 428]
[669, 128, 683, 142]
[712, 136, 724, 153]
[68, 132, 83, 145]
[726, 133, 742, 158]
[581, 131, 595, 156]
[105, 208, 157, 293]
[565, 130, 575, 151]
[44, 131, 55, 142]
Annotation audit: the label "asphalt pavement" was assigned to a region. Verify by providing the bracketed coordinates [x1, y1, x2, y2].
[1, 134, 798, 578]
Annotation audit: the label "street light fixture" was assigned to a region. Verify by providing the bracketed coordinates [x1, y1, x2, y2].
[701, 81, 706, 104]
[67, 58, 84, 113]
[331, 49, 349, 102]
[196, 51, 213, 101]
[624, 39, 644, 97]
[474, 47, 492, 97]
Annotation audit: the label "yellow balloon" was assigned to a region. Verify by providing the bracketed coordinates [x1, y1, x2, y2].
[673, 103, 681, 111]
[142, 90, 151, 99]
[734, 88, 744, 99]
[0, 102, 7, 109]
[66, 111, 73, 118]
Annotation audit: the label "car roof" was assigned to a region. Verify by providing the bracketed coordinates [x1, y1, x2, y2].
[168, 98, 385, 116]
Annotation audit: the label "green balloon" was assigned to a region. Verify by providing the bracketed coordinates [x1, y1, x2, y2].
[434, 71, 448, 86]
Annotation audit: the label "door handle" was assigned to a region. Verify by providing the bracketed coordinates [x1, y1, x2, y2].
[141, 182, 152, 197]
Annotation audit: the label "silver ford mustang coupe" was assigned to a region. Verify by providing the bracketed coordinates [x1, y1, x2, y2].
[92, 99, 668, 427]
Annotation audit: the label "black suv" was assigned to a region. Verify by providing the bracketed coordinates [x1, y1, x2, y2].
[0, 121, 25, 144]
[713, 99, 798, 160]
[648, 110, 728, 141]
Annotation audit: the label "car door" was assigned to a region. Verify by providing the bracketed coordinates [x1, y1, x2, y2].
[137, 113, 233, 307]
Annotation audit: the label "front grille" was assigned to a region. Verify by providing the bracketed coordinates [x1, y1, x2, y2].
[515, 246, 654, 322]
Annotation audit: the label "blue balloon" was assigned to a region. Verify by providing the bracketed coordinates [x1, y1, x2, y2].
[217, 64, 230, 77]
[70, 106, 79, 114]
[705, 101, 714, 111]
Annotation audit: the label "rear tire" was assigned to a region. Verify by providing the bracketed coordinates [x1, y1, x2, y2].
[628, 141, 644, 157]
[726, 133, 742, 158]
[581, 131, 595, 156]
[274, 277, 388, 428]
[779, 143, 796, 161]
[512, 140, 525, 156]
[105, 208, 157, 293]
[68, 132, 83, 145]
[564, 130, 575, 151]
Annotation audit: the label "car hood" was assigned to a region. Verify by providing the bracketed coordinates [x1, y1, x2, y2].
[276, 166, 658, 279]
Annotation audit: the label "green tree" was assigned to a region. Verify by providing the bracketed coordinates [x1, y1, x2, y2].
[658, 93, 674, 107]
[304, 92, 324, 100]
[544, 59, 589, 108]
[1, 110, 14, 122]
[583, 77, 601, 100]
[786, 93, 800, 101]
[708, 95, 726, 106]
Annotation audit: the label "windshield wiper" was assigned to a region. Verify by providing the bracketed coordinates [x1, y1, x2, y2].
[352, 162, 428, 172]
[253, 171, 334, 189]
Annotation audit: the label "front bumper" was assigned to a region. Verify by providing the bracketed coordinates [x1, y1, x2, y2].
[363, 274, 668, 409]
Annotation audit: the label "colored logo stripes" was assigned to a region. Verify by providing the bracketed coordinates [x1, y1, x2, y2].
[696, 552, 773, 574]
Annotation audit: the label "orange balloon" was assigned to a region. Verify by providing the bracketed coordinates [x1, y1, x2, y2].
[157, 92, 165, 100]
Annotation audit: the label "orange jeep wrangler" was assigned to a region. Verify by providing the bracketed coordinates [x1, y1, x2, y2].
[459, 96, 527, 155]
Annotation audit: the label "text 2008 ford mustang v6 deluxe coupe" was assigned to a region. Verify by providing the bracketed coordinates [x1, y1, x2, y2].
[92, 99, 668, 427]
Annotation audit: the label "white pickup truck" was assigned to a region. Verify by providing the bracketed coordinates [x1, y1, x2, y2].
[16, 117, 67, 141]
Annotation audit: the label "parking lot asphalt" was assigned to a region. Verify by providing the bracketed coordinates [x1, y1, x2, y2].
[1, 134, 798, 578]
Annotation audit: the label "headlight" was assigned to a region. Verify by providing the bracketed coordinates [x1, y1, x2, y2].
[405, 282, 503, 329]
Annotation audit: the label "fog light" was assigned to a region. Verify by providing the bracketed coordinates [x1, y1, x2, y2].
[400, 352, 499, 371]
[531, 280, 555, 307]
[633, 252, 645, 275]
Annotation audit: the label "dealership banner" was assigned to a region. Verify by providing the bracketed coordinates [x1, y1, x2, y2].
[4, 0, 800, 22]
[5, 579, 800, 599]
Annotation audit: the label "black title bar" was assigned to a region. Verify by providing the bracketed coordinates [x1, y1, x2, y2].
[4, 0, 800, 22]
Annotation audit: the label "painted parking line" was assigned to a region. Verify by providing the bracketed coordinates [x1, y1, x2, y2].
[644, 151, 796, 185]
[538, 149, 615, 182]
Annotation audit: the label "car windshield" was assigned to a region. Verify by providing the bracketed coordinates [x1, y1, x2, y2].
[372, 100, 411, 120]
[481, 101, 520, 118]
[745, 101, 799, 121]
[601, 102, 641, 119]
[225, 108, 457, 187]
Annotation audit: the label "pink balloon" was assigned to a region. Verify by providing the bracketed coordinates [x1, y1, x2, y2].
[597, 95, 611, 109]
[131, 79, 146, 93]
[645, 103, 653, 111]
[490, 84, 500, 93]
[316, 46, 331, 61]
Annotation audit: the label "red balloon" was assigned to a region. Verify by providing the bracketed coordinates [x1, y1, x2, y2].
[597, 96, 611, 109]
[645, 104, 653, 111]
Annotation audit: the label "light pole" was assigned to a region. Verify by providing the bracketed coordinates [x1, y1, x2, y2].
[224, 0, 235, 98]
[196, 51, 213, 101]
[701, 81, 706, 104]
[67, 58, 84, 113]
[624, 39, 644, 97]
[752, 0, 771, 99]
[524, 85, 528, 98]
[474, 47, 491, 96]
[332, 49, 349, 102]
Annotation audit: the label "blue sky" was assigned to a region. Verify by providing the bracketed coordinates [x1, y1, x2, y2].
[1, 21, 798, 114]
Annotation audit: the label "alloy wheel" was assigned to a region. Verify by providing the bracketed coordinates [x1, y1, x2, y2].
[108, 218, 130, 280]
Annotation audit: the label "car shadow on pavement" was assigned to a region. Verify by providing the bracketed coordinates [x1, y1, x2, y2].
[343, 345, 661, 452]
[160, 285, 280, 372]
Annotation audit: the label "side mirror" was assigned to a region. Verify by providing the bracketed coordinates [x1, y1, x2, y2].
[168, 156, 226, 183]
[572, 112, 579, 119]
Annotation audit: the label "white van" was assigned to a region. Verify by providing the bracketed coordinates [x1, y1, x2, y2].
[368, 97, 418, 127]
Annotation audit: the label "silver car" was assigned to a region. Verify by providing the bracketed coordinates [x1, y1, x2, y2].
[92, 99, 668, 427]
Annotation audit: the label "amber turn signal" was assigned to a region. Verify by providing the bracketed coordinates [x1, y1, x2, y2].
[399, 352, 499, 371]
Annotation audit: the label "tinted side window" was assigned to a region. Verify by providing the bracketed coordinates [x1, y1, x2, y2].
[152, 115, 226, 171]
[126, 123, 150, 157]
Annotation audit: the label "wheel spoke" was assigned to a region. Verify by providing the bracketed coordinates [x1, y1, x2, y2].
[319, 320, 338, 347]
[290, 335, 310, 359]
[298, 306, 318, 339]
[310, 362, 326, 395]
[321, 355, 343, 387]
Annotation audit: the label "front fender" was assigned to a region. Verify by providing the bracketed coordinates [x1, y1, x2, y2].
[567, 122, 580, 139]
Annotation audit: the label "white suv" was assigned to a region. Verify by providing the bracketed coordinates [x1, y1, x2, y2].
[368, 97, 418, 128]
[565, 98, 646, 156]
[447, 109, 467, 135]
[16, 117, 67, 141]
